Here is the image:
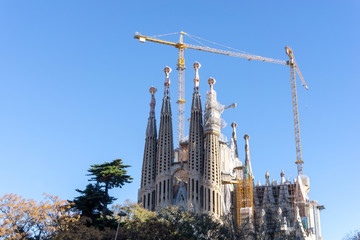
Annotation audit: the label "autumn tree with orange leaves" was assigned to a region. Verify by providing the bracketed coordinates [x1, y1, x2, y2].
[0, 193, 79, 239]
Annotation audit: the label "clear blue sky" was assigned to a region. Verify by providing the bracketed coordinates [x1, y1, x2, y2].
[0, 1, 358, 239]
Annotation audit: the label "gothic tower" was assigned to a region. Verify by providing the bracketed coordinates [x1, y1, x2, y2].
[155, 66, 174, 209]
[187, 62, 204, 213]
[138, 87, 157, 211]
[203, 78, 222, 216]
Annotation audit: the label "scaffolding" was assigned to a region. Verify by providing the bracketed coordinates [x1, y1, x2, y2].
[234, 176, 254, 228]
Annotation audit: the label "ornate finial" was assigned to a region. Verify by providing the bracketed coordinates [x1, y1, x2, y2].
[208, 77, 216, 90]
[231, 122, 237, 140]
[193, 62, 201, 88]
[244, 135, 250, 152]
[265, 172, 270, 186]
[164, 66, 172, 77]
[280, 170, 285, 184]
[164, 66, 172, 94]
[149, 86, 157, 96]
[149, 86, 157, 111]
[265, 171, 270, 180]
[244, 134, 250, 141]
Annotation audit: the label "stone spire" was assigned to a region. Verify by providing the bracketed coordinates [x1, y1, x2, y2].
[263, 171, 275, 205]
[188, 62, 204, 212]
[203, 78, 222, 216]
[146, 87, 157, 137]
[161, 66, 172, 113]
[192, 62, 202, 108]
[230, 122, 242, 179]
[231, 122, 239, 159]
[155, 66, 174, 209]
[139, 86, 158, 211]
[278, 170, 290, 204]
[244, 134, 253, 178]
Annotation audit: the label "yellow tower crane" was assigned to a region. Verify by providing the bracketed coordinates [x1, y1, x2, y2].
[134, 31, 308, 176]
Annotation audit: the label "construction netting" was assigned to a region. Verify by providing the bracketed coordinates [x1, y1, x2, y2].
[204, 89, 227, 133]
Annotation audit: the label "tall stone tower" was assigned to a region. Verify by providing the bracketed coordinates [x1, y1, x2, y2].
[138, 87, 157, 211]
[187, 62, 204, 213]
[203, 78, 222, 216]
[155, 66, 174, 209]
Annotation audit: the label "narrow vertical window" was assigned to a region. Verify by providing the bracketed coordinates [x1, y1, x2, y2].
[192, 179, 194, 199]
[200, 186, 204, 208]
[212, 191, 215, 212]
[159, 182, 161, 202]
[216, 192, 219, 215]
[152, 191, 155, 211]
[204, 187, 206, 210]
[167, 179, 170, 199]
[163, 180, 166, 200]
[188, 178, 191, 199]
[208, 189, 210, 211]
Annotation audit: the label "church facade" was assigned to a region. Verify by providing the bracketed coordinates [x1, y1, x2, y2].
[138, 63, 323, 240]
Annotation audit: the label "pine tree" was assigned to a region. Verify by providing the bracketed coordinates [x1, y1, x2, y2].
[87, 159, 133, 225]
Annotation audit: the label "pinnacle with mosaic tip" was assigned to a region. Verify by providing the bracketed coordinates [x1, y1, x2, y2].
[208, 77, 216, 89]
[193, 62, 201, 89]
[163, 66, 172, 95]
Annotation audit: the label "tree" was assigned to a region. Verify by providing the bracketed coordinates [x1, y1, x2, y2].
[112, 201, 170, 240]
[73, 183, 115, 228]
[54, 216, 116, 240]
[87, 159, 132, 226]
[72, 159, 132, 230]
[112, 202, 235, 240]
[0, 193, 79, 239]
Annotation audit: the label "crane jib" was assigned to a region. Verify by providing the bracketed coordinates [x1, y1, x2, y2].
[134, 32, 308, 176]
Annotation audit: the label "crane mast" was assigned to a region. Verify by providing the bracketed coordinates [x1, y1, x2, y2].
[176, 32, 186, 146]
[285, 47, 306, 176]
[134, 32, 308, 176]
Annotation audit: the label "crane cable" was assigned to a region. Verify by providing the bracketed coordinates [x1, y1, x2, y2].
[185, 33, 249, 54]
[148, 32, 180, 38]
[147, 32, 250, 56]
[184, 34, 208, 48]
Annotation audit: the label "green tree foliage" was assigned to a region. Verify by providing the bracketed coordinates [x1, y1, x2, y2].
[73, 159, 132, 229]
[113, 202, 235, 240]
[73, 183, 104, 219]
[54, 217, 116, 240]
[73, 183, 115, 228]
[87, 159, 132, 224]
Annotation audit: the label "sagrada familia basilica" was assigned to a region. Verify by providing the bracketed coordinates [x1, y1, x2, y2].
[138, 62, 324, 239]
